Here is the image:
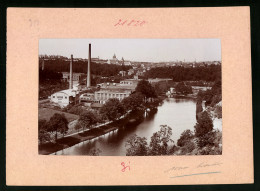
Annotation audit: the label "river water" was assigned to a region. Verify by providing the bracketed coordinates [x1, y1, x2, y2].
[55, 98, 222, 156]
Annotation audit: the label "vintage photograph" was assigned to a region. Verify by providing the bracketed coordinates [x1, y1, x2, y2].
[38, 39, 222, 156]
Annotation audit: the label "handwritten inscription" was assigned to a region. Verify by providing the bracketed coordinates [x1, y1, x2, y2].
[164, 166, 189, 173]
[197, 162, 222, 168]
[114, 19, 147, 27]
[121, 162, 130, 172]
[164, 161, 222, 173]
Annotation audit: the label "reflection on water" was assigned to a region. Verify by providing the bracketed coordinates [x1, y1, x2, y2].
[56, 98, 221, 156]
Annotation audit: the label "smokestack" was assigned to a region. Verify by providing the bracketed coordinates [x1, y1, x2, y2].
[69, 54, 73, 89]
[41, 58, 44, 70]
[87, 43, 91, 88]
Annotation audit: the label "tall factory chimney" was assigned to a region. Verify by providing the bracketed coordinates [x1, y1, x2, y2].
[41, 58, 44, 70]
[87, 43, 91, 88]
[69, 54, 73, 89]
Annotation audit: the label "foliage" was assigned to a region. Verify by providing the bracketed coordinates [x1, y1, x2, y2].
[67, 105, 86, 115]
[100, 98, 125, 121]
[177, 129, 194, 147]
[39, 59, 131, 77]
[135, 80, 157, 100]
[39, 69, 62, 82]
[144, 65, 221, 82]
[77, 110, 99, 132]
[149, 125, 173, 155]
[125, 125, 173, 156]
[215, 105, 222, 119]
[125, 135, 148, 156]
[38, 119, 50, 145]
[39, 80, 69, 99]
[74, 121, 82, 133]
[89, 148, 102, 156]
[48, 113, 69, 141]
[196, 99, 203, 120]
[197, 131, 215, 149]
[194, 111, 213, 138]
[121, 92, 144, 111]
[200, 79, 222, 106]
[180, 141, 196, 155]
[153, 80, 175, 96]
[175, 82, 193, 95]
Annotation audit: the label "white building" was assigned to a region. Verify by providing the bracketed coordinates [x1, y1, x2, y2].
[50, 89, 78, 107]
[94, 89, 132, 104]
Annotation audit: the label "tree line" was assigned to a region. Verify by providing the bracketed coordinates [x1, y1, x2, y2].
[145, 65, 221, 82]
[39, 59, 131, 77]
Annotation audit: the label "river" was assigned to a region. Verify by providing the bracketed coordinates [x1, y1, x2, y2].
[55, 97, 222, 156]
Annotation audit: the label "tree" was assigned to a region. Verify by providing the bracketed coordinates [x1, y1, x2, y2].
[135, 80, 157, 102]
[74, 121, 82, 133]
[194, 111, 213, 138]
[121, 92, 144, 112]
[77, 110, 98, 132]
[149, 125, 173, 155]
[48, 113, 69, 142]
[196, 96, 203, 120]
[100, 98, 125, 121]
[125, 134, 148, 156]
[177, 129, 194, 147]
[89, 148, 102, 156]
[38, 119, 50, 145]
[175, 82, 193, 95]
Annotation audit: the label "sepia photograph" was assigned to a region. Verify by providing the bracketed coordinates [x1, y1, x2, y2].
[38, 39, 222, 156]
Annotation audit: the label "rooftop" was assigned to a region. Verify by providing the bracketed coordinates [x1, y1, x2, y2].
[96, 89, 132, 93]
[58, 89, 78, 97]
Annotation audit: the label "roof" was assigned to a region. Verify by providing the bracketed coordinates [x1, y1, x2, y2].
[54, 89, 77, 97]
[96, 89, 132, 94]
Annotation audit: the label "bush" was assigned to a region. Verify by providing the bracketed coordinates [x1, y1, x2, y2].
[68, 105, 86, 115]
[194, 111, 213, 137]
[210, 94, 222, 107]
[197, 130, 222, 149]
[180, 141, 196, 155]
[177, 129, 194, 147]
[175, 82, 193, 95]
[215, 105, 222, 119]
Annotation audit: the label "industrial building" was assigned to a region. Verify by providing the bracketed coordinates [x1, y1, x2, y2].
[94, 89, 132, 104]
[50, 89, 78, 107]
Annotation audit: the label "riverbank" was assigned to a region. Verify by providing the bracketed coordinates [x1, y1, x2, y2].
[39, 123, 120, 155]
[39, 109, 146, 155]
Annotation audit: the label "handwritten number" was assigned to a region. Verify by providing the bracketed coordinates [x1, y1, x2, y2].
[121, 162, 130, 172]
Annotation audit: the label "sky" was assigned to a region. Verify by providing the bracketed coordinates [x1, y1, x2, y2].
[39, 39, 221, 62]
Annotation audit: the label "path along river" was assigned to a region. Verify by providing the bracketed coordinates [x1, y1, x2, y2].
[55, 97, 222, 156]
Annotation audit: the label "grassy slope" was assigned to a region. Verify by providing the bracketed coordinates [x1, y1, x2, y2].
[39, 108, 79, 122]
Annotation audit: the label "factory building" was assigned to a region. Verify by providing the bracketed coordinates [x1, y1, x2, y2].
[119, 79, 139, 86]
[50, 54, 80, 107]
[94, 89, 132, 104]
[50, 89, 78, 107]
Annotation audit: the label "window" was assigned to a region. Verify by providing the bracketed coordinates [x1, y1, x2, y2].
[53, 96, 55, 98]
[65, 97, 67, 99]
